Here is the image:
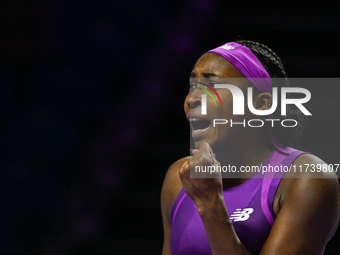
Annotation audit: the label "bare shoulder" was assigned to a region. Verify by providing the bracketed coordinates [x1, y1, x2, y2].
[277, 152, 339, 229]
[278, 154, 339, 203]
[274, 152, 340, 218]
[262, 153, 340, 254]
[282, 153, 339, 186]
[290, 153, 338, 178]
[161, 157, 190, 220]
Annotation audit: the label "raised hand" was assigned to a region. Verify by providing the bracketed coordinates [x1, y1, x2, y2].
[179, 142, 224, 209]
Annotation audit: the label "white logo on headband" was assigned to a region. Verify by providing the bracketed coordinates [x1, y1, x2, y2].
[220, 45, 235, 50]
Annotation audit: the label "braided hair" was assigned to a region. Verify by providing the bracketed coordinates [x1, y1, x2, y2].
[236, 40, 305, 146]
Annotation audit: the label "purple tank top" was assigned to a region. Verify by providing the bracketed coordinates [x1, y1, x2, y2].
[170, 148, 306, 255]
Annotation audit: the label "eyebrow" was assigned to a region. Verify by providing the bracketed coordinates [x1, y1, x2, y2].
[190, 72, 224, 78]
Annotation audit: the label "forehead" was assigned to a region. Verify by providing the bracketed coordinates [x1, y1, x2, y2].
[191, 53, 245, 78]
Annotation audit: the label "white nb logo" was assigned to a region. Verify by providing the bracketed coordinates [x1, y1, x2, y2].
[220, 45, 235, 50]
[230, 208, 254, 222]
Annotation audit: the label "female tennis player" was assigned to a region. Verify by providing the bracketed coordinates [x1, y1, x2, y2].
[161, 40, 339, 255]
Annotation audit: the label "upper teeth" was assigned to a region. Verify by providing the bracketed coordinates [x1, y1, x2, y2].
[189, 118, 203, 122]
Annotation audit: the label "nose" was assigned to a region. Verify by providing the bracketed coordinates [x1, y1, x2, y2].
[185, 88, 202, 109]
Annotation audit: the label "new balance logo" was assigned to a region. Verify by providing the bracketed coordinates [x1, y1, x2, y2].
[230, 208, 254, 222]
[220, 45, 235, 50]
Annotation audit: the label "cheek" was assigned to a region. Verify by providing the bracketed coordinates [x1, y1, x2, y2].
[215, 95, 233, 117]
[184, 95, 190, 113]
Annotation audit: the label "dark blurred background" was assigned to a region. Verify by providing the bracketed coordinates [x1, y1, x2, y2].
[1, 0, 340, 254]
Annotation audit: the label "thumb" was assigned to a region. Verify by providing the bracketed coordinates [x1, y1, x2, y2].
[189, 148, 199, 155]
[199, 142, 214, 158]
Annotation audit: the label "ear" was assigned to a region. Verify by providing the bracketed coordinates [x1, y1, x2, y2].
[253, 93, 272, 110]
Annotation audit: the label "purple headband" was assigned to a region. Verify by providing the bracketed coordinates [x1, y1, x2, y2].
[206, 42, 272, 94]
[205, 42, 290, 154]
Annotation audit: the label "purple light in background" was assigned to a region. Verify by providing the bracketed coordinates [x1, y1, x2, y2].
[115, 125, 140, 147]
[148, 79, 163, 97]
[74, 215, 98, 237]
[193, 0, 213, 12]
[93, 22, 113, 41]
[97, 167, 121, 189]
[172, 32, 191, 52]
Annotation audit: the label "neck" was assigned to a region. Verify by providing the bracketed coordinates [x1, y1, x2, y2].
[215, 134, 274, 189]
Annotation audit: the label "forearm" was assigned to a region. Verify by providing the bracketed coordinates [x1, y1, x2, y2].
[197, 196, 251, 255]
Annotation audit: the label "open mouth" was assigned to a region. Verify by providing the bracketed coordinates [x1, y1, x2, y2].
[189, 118, 212, 131]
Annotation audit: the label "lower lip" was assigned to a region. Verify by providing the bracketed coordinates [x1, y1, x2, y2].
[191, 126, 211, 139]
